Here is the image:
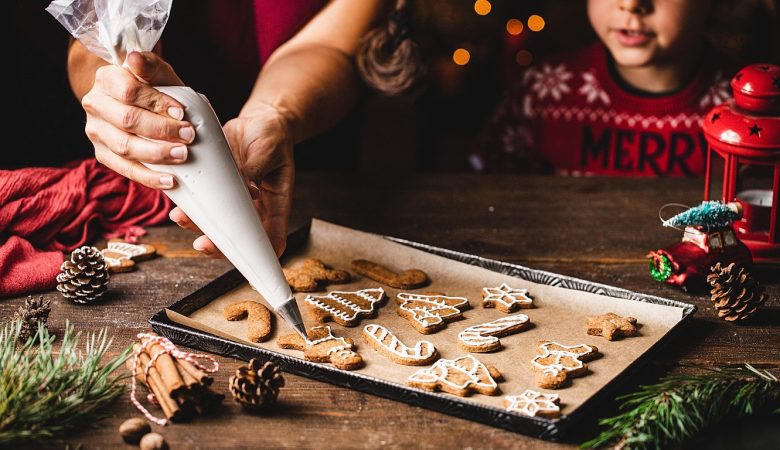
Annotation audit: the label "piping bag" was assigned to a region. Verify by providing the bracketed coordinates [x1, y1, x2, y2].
[47, 0, 308, 339]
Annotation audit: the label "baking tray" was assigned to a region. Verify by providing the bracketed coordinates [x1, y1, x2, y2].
[150, 219, 696, 440]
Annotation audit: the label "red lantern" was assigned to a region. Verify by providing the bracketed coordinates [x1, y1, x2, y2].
[702, 64, 780, 263]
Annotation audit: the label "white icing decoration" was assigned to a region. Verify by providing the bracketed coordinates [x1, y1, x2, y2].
[101, 241, 150, 267]
[481, 283, 533, 310]
[457, 314, 529, 349]
[407, 355, 497, 391]
[304, 326, 360, 360]
[396, 293, 469, 329]
[363, 324, 436, 361]
[531, 342, 595, 373]
[305, 288, 386, 323]
[505, 389, 560, 417]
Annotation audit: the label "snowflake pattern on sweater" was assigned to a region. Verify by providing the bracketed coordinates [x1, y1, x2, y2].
[473, 43, 733, 177]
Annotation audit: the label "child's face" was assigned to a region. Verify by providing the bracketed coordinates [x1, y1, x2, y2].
[587, 0, 710, 68]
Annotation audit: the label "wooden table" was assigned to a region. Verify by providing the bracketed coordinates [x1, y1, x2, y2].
[5, 174, 779, 449]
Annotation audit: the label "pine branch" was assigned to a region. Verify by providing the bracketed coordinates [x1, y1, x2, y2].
[581, 364, 780, 450]
[0, 320, 131, 446]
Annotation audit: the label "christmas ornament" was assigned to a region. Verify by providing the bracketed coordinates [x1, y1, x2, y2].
[701, 63, 780, 263]
[228, 358, 285, 411]
[56, 246, 110, 303]
[648, 202, 752, 292]
[12, 296, 51, 344]
[707, 262, 767, 322]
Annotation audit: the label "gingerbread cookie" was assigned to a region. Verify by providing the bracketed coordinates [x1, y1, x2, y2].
[351, 259, 429, 289]
[223, 301, 273, 343]
[100, 239, 156, 273]
[406, 355, 501, 397]
[586, 312, 638, 341]
[531, 341, 599, 389]
[282, 258, 350, 292]
[504, 390, 561, 418]
[304, 288, 386, 327]
[277, 325, 363, 370]
[457, 314, 530, 353]
[396, 292, 470, 334]
[481, 283, 533, 312]
[362, 324, 438, 366]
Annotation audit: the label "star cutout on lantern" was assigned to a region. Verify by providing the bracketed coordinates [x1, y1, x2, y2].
[711, 113, 720, 123]
[735, 72, 743, 81]
[749, 124, 763, 137]
[773, 76, 780, 89]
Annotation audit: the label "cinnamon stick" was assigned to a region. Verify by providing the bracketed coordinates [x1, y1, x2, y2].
[175, 360, 200, 388]
[142, 339, 186, 397]
[131, 344, 181, 420]
[177, 359, 213, 386]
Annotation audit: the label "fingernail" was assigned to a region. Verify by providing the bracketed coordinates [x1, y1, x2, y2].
[170, 146, 187, 161]
[179, 126, 195, 143]
[159, 175, 175, 188]
[193, 241, 210, 254]
[168, 106, 184, 120]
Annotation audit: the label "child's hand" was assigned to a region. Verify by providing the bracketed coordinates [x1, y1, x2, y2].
[82, 51, 194, 189]
[170, 103, 295, 258]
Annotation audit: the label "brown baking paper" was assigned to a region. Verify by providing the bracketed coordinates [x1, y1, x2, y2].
[168, 219, 686, 416]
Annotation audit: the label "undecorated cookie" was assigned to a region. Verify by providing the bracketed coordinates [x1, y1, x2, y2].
[586, 312, 638, 340]
[282, 258, 350, 292]
[351, 259, 429, 289]
[223, 301, 273, 343]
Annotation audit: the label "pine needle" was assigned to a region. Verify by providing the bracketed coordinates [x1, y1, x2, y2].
[581, 364, 780, 450]
[0, 320, 131, 446]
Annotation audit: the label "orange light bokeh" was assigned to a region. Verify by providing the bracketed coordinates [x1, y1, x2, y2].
[474, 0, 492, 16]
[528, 15, 545, 32]
[452, 48, 471, 66]
[506, 19, 524, 36]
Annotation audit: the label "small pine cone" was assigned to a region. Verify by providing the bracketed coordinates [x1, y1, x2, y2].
[707, 262, 767, 322]
[229, 359, 285, 410]
[12, 296, 51, 343]
[56, 246, 110, 304]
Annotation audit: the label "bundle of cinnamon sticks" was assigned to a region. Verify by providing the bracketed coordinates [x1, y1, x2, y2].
[127, 335, 224, 422]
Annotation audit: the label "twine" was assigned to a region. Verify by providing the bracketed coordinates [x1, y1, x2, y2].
[129, 333, 219, 425]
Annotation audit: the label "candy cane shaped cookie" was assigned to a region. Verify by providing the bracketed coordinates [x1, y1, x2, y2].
[457, 314, 530, 352]
[223, 301, 273, 343]
[362, 324, 438, 365]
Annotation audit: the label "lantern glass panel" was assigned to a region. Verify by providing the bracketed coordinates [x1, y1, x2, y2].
[707, 152, 724, 201]
[736, 163, 774, 196]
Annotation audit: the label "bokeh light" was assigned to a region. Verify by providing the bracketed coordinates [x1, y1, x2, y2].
[506, 19, 524, 36]
[528, 15, 545, 32]
[515, 50, 533, 66]
[452, 48, 471, 66]
[474, 0, 492, 16]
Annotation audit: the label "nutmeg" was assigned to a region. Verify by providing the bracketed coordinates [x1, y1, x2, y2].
[118, 417, 151, 444]
[140, 432, 169, 450]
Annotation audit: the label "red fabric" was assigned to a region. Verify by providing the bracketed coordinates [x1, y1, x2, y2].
[473, 43, 734, 177]
[0, 159, 172, 296]
[253, 0, 327, 65]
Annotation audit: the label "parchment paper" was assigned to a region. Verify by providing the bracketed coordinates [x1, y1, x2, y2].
[169, 219, 685, 416]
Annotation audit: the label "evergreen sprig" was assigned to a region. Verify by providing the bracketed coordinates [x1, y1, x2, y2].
[581, 364, 780, 450]
[0, 320, 131, 446]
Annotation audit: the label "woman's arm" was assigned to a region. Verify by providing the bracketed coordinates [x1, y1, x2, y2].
[240, 0, 388, 144]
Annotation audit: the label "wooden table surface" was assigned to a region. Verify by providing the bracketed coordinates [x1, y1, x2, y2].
[5, 174, 779, 450]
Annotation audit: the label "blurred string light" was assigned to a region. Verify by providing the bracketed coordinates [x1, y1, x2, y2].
[515, 50, 533, 66]
[474, 0, 492, 16]
[506, 19, 523, 36]
[452, 48, 471, 65]
[527, 14, 545, 32]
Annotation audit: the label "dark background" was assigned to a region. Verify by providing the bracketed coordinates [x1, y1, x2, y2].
[6, 0, 780, 171]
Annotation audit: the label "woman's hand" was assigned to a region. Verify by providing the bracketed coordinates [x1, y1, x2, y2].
[169, 103, 295, 258]
[81, 51, 195, 189]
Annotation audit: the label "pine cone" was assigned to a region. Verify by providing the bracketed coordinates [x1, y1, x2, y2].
[707, 262, 767, 322]
[12, 296, 51, 343]
[56, 246, 110, 304]
[228, 359, 285, 410]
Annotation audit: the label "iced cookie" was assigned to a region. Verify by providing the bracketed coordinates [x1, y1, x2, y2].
[481, 283, 533, 313]
[282, 258, 350, 292]
[100, 239, 157, 273]
[406, 354, 501, 396]
[396, 292, 470, 334]
[277, 325, 363, 370]
[457, 314, 530, 353]
[362, 324, 438, 366]
[351, 259, 429, 289]
[305, 287, 387, 327]
[223, 301, 273, 343]
[531, 341, 599, 389]
[504, 390, 561, 418]
[586, 312, 638, 341]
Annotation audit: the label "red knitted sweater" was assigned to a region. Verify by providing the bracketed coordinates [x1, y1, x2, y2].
[472, 43, 734, 177]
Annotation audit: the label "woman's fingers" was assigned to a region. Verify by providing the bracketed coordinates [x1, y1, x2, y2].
[193, 235, 223, 258]
[169, 207, 203, 233]
[86, 119, 188, 164]
[93, 64, 185, 120]
[125, 51, 184, 86]
[94, 145, 176, 189]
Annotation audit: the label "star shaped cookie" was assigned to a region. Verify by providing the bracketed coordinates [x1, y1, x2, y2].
[481, 283, 533, 313]
[504, 389, 561, 418]
[586, 312, 638, 341]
